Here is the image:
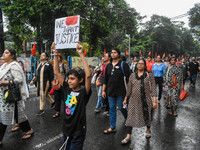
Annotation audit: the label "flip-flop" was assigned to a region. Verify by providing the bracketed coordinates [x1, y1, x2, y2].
[104, 127, 117, 134]
[22, 131, 34, 140]
[11, 124, 20, 132]
[168, 111, 173, 115]
[121, 138, 131, 145]
[173, 113, 178, 117]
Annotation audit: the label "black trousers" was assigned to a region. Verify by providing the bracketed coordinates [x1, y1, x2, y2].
[0, 103, 31, 141]
[54, 88, 64, 112]
[0, 120, 31, 141]
[155, 77, 163, 100]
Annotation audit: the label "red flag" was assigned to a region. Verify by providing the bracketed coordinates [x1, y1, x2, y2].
[163, 53, 165, 58]
[126, 50, 129, 56]
[169, 53, 171, 57]
[139, 50, 141, 56]
[179, 55, 180, 58]
[31, 43, 36, 56]
[148, 51, 151, 56]
[155, 52, 157, 58]
[103, 48, 106, 56]
[83, 47, 87, 56]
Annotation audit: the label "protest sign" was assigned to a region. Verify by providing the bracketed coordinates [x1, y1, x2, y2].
[54, 15, 80, 49]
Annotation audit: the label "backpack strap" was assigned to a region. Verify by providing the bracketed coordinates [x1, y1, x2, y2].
[121, 61, 125, 76]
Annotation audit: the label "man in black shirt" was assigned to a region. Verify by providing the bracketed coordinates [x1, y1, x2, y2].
[102, 48, 131, 134]
[188, 57, 200, 87]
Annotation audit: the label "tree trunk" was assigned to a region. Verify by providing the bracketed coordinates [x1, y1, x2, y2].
[36, 24, 42, 54]
[0, 9, 5, 55]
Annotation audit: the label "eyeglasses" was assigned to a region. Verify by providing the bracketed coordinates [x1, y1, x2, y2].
[138, 63, 145, 66]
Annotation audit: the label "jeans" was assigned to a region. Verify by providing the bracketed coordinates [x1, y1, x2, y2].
[190, 74, 197, 86]
[96, 96, 104, 110]
[63, 135, 85, 150]
[108, 96, 127, 128]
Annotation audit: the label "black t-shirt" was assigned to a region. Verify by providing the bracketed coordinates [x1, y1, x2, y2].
[104, 60, 131, 97]
[189, 61, 199, 75]
[62, 82, 92, 136]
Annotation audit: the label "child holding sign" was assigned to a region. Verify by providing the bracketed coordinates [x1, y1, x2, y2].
[52, 41, 91, 150]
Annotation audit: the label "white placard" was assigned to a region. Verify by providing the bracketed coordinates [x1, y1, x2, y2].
[54, 15, 80, 49]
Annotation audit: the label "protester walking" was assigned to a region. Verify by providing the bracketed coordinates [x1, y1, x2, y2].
[121, 58, 157, 144]
[152, 55, 166, 104]
[164, 57, 169, 66]
[52, 53, 68, 118]
[0, 48, 33, 147]
[30, 52, 55, 116]
[180, 58, 188, 86]
[146, 56, 154, 72]
[164, 56, 183, 117]
[102, 48, 131, 134]
[130, 56, 138, 73]
[94, 58, 105, 113]
[188, 57, 200, 87]
[52, 41, 92, 150]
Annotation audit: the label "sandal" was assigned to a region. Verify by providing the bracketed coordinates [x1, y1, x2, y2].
[11, 124, 19, 132]
[52, 112, 60, 118]
[104, 127, 117, 134]
[173, 112, 178, 117]
[121, 138, 131, 145]
[22, 129, 34, 140]
[145, 129, 151, 138]
[168, 111, 173, 115]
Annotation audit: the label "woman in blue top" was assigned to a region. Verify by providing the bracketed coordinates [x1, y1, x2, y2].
[152, 55, 166, 104]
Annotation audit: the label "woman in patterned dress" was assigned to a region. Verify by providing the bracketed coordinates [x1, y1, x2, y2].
[0, 48, 33, 147]
[121, 58, 157, 144]
[163, 57, 183, 117]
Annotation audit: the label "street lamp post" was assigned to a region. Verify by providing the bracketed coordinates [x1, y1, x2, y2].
[126, 34, 131, 61]
[128, 34, 130, 60]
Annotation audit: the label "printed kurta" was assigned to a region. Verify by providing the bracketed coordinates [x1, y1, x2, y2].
[0, 65, 27, 125]
[125, 72, 157, 127]
[163, 65, 183, 110]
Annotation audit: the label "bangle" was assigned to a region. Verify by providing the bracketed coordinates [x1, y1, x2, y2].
[153, 101, 157, 103]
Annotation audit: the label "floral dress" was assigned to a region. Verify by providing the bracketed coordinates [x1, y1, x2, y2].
[163, 65, 183, 110]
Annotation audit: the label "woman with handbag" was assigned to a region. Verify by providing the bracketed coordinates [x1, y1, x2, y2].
[163, 56, 183, 117]
[94, 58, 105, 113]
[121, 58, 157, 144]
[52, 53, 69, 118]
[30, 52, 55, 116]
[0, 48, 33, 147]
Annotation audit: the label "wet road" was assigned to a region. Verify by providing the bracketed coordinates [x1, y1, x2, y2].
[1, 79, 200, 150]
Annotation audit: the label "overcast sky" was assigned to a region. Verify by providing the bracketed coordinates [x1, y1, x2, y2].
[125, 0, 199, 28]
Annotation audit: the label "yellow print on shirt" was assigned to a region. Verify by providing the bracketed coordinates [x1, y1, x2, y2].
[65, 95, 78, 115]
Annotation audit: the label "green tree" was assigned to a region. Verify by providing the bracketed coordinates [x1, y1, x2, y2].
[188, 3, 200, 41]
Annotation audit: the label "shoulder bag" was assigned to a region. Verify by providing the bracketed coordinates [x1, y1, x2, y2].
[4, 80, 21, 103]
